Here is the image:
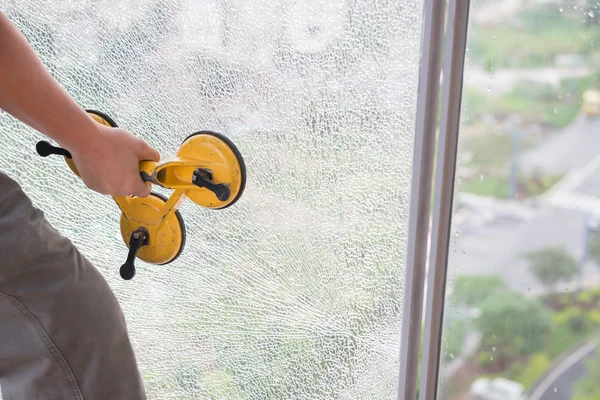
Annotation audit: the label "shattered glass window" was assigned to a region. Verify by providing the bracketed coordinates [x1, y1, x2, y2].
[0, 1, 423, 398]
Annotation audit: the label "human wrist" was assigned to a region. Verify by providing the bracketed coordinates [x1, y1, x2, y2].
[55, 112, 105, 156]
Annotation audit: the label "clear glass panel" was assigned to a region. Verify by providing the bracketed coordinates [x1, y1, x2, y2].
[0, 1, 424, 398]
[440, 1, 600, 399]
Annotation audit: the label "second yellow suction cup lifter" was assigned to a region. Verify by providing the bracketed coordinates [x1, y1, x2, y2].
[36, 109, 247, 280]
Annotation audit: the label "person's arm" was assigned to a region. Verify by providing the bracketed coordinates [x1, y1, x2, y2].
[0, 12, 158, 197]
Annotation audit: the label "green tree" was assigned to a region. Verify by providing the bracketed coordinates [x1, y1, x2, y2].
[451, 274, 508, 307]
[525, 247, 578, 291]
[477, 291, 552, 366]
[573, 348, 600, 400]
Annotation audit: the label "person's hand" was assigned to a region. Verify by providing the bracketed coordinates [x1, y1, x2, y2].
[70, 123, 160, 198]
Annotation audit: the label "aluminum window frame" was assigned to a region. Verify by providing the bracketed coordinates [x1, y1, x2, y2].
[418, 1, 471, 399]
[397, 0, 471, 398]
[396, 0, 446, 398]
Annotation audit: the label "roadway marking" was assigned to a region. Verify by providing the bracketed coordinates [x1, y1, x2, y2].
[528, 337, 599, 400]
[551, 153, 600, 195]
[547, 192, 600, 214]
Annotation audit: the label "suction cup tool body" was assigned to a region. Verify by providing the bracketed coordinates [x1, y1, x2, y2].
[119, 192, 186, 265]
[35, 109, 246, 280]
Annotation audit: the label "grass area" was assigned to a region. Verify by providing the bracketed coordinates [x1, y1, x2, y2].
[459, 75, 593, 200]
[521, 173, 564, 197]
[443, 317, 470, 362]
[461, 2, 600, 154]
[457, 124, 563, 199]
[464, 75, 600, 131]
[458, 128, 514, 199]
[463, 131, 513, 167]
[460, 162, 563, 199]
[469, 4, 600, 69]
[511, 352, 551, 390]
[462, 175, 510, 198]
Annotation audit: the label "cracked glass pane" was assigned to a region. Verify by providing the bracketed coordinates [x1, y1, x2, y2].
[1, 1, 423, 398]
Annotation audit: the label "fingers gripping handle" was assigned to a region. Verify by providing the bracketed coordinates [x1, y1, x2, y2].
[139, 160, 158, 183]
[36, 140, 157, 184]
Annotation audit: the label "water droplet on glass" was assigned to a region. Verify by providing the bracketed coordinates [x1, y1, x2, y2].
[554, 108, 558, 114]
[559, 7, 563, 12]
[455, 230, 460, 237]
[493, 334, 496, 338]
[480, 174, 484, 182]
[589, 12, 595, 18]
[462, 250, 466, 255]
[490, 356, 494, 361]
[554, 388, 558, 393]
[492, 347, 496, 352]
[449, 353, 454, 360]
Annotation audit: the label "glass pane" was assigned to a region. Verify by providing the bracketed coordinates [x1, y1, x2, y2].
[440, 1, 600, 400]
[0, 1, 424, 398]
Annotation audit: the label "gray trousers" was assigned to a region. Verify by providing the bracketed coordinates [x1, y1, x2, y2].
[0, 172, 146, 400]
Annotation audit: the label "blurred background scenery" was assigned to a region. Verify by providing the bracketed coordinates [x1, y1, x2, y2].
[441, 0, 600, 399]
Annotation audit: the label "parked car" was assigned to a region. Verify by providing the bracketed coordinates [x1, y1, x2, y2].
[582, 89, 600, 117]
[470, 377, 526, 400]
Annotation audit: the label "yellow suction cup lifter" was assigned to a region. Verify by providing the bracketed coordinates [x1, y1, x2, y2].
[36, 110, 246, 280]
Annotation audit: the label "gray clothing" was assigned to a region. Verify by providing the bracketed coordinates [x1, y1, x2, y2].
[0, 172, 146, 399]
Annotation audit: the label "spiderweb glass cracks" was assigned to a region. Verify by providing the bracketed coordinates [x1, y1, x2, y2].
[0, 1, 423, 398]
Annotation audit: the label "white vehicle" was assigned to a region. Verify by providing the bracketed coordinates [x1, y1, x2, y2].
[470, 377, 526, 400]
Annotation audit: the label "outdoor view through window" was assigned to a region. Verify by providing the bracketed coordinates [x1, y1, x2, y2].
[440, 1, 600, 400]
[0, 0, 422, 399]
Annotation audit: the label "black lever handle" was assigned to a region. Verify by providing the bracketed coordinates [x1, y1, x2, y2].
[192, 169, 231, 201]
[36, 141, 72, 158]
[120, 229, 148, 280]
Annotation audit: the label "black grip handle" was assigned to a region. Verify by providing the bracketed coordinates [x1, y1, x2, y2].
[140, 171, 155, 183]
[120, 229, 148, 280]
[192, 169, 231, 201]
[36, 141, 72, 158]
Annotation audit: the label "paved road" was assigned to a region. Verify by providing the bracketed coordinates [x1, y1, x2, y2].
[464, 65, 592, 96]
[449, 112, 600, 295]
[538, 351, 594, 399]
[451, 198, 600, 295]
[568, 150, 600, 199]
[520, 115, 600, 176]
[528, 338, 600, 400]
